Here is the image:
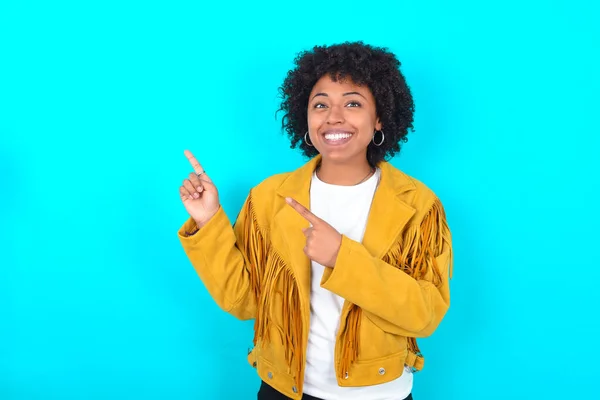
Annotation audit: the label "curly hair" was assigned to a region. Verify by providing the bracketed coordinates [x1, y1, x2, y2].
[277, 41, 415, 167]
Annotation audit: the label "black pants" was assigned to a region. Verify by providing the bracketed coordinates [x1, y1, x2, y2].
[258, 381, 414, 400]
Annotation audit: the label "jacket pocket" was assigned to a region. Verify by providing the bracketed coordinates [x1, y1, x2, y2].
[357, 311, 408, 361]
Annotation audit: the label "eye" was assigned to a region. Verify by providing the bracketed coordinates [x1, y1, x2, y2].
[346, 101, 361, 107]
[313, 102, 327, 109]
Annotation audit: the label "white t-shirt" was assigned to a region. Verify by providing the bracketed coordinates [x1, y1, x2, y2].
[302, 168, 413, 400]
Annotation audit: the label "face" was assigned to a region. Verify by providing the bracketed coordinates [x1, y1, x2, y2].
[307, 74, 381, 165]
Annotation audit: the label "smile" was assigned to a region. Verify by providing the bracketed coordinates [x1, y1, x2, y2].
[321, 130, 354, 146]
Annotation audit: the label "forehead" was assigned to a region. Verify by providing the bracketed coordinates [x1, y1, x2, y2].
[309, 74, 371, 96]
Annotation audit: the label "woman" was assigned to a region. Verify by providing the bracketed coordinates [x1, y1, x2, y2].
[178, 42, 453, 400]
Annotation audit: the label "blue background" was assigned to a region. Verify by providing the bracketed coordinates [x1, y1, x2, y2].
[1, 1, 599, 399]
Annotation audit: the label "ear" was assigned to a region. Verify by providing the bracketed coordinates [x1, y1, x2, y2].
[375, 118, 382, 131]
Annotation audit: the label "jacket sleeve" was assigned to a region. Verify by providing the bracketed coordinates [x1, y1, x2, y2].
[177, 194, 265, 321]
[320, 198, 453, 338]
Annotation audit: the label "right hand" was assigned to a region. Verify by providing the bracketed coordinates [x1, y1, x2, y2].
[180, 150, 221, 228]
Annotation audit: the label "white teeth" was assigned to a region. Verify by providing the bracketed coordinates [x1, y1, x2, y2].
[324, 133, 352, 141]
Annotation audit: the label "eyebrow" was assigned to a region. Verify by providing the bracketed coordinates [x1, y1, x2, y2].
[311, 91, 367, 100]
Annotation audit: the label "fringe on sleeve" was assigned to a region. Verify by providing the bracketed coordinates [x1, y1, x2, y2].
[338, 197, 452, 378]
[240, 193, 304, 385]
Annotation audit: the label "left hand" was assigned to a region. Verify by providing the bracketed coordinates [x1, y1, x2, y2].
[286, 197, 342, 267]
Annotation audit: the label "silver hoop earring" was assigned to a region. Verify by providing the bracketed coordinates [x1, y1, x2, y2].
[373, 130, 384, 146]
[304, 131, 314, 147]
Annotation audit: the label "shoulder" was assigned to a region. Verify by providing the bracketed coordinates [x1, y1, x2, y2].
[382, 162, 444, 217]
[409, 176, 440, 208]
[240, 171, 294, 226]
[248, 157, 316, 201]
[250, 171, 291, 198]
[243, 157, 318, 225]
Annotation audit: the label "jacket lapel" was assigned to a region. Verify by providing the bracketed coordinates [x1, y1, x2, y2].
[361, 162, 417, 258]
[272, 156, 418, 296]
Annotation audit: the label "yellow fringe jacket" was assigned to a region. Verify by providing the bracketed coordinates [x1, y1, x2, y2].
[178, 155, 453, 399]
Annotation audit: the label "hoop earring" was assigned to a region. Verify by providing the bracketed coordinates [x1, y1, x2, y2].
[373, 130, 384, 146]
[304, 131, 314, 147]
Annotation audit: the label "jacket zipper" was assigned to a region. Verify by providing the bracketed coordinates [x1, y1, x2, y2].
[334, 300, 352, 380]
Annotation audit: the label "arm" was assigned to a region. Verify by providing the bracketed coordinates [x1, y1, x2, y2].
[321, 198, 453, 337]
[178, 193, 265, 321]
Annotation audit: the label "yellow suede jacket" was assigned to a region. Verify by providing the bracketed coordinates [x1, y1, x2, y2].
[178, 155, 453, 399]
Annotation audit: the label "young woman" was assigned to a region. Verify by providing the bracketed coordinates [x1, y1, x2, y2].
[178, 42, 453, 400]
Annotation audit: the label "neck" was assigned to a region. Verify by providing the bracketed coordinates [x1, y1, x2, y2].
[316, 157, 374, 186]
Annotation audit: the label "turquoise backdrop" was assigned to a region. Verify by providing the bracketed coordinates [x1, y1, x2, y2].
[1, 1, 599, 398]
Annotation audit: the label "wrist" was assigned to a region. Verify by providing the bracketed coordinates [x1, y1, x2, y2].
[194, 219, 207, 230]
[194, 207, 220, 230]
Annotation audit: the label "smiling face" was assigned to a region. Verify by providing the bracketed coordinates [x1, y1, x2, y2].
[307, 74, 381, 165]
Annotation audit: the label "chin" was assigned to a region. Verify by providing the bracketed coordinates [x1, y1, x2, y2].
[320, 148, 366, 164]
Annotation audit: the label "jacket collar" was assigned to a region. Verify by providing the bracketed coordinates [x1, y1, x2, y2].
[276, 154, 417, 199]
[273, 155, 417, 293]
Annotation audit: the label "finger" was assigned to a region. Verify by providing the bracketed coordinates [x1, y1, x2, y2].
[188, 173, 204, 193]
[198, 174, 215, 189]
[180, 186, 194, 201]
[184, 149, 204, 174]
[183, 179, 200, 199]
[184, 150, 213, 184]
[183, 149, 216, 187]
[197, 171, 214, 184]
[286, 197, 321, 225]
[303, 245, 314, 260]
[302, 227, 313, 237]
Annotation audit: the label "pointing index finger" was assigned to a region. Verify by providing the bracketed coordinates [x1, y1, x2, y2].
[286, 197, 321, 225]
[184, 149, 205, 175]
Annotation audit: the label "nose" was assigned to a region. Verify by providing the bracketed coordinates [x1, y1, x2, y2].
[326, 104, 344, 125]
